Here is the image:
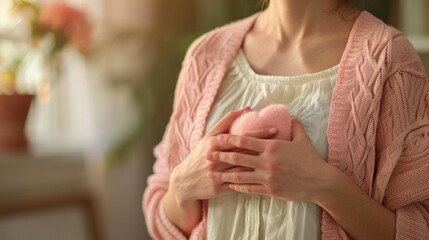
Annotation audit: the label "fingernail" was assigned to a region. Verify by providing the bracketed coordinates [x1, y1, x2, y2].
[217, 135, 223, 141]
[205, 152, 212, 160]
[207, 171, 214, 178]
[269, 128, 277, 134]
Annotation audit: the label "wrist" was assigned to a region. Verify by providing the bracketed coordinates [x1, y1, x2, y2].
[169, 167, 197, 206]
[165, 183, 199, 210]
[163, 185, 202, 237]
[311, 163, 347, 207]
[309, 164, 396, 240]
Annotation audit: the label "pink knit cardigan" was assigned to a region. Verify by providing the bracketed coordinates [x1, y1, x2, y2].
[143, 11, 429, 239]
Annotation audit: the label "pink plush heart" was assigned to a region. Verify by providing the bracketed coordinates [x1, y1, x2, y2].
[230, 104, 293, 141]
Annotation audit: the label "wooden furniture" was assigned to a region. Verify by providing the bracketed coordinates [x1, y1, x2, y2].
[0, 153, 101, 240]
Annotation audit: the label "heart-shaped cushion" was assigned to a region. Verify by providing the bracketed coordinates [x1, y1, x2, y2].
[230, 104, 293, 141]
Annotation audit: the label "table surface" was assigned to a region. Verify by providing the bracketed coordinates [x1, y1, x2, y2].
[0, 153, 87, 203]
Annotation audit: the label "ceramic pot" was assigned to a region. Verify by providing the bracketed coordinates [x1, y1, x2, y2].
[0, 94, 34, 152]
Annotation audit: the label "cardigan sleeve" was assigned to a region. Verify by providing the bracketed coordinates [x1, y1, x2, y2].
[385, 71, 429, 239]
[387, 75, 429, 238]
[377, 35, 429, 239]
[142, 34, 208, 240]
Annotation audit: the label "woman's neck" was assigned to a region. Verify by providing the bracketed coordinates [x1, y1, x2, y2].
[242, 0, 360, 76]
[257, 0, 357, 43]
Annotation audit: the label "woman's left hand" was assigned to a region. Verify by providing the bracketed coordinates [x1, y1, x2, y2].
[205, 118, 333, 202]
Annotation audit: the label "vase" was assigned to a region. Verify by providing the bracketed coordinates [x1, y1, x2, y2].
[0, 94, 34, 152]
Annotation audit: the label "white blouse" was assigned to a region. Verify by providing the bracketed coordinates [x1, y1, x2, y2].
[205, 50, 339, 240]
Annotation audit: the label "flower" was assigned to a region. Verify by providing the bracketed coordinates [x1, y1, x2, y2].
[0, 1, 91, 94]
[38, 3, 91, 53]
[12, 0, 91, 55]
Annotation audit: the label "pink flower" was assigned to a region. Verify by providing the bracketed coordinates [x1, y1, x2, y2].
[38, 3, 91, 52]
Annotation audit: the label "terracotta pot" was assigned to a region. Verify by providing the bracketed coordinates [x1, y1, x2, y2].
[0, 94, 34, 152]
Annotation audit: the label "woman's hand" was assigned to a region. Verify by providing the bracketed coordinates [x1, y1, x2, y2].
[206, 118, 397, 240]
[169, 107, 275, 204]
[206, 118, 332, 202]
[163, 107, 277, 236]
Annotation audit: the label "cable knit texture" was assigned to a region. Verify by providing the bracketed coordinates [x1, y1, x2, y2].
[143, 11, 429, 240]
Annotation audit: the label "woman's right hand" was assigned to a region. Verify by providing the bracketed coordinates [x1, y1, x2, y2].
[163, 106, 277, 236]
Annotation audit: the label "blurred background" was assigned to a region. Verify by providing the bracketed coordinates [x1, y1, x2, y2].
[0, 0, 427, 239]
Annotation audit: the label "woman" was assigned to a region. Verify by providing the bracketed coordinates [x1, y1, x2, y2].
[143, 0, 429, 239]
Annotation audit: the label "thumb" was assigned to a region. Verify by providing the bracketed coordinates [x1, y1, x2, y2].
[291, 118, 310, 142]
[207, 106, 251, 136]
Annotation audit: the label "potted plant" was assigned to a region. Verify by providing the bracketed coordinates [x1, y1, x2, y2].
[0, 0, 90, 152]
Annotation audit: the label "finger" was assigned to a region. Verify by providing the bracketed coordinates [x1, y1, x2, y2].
[223, 166, 253, 173]
[207, 106, 251, 136]
[291, 118, 310, 142]
[217, 183, 235, 195]
[209, 161, 253, 172]
[208, 162, 236, 171]
[243, 128, 277, 139]
[207, 136, 260, 153]
[232, 148, 259, 155]
[217, 134, 266, 153]
[208, 136, 253, 153]
[207, 136, 239, 152]
[228, 184, 267, 195]
[208, 171, 263, 184]
[206, 151, 262, 169]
